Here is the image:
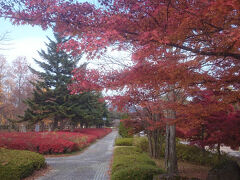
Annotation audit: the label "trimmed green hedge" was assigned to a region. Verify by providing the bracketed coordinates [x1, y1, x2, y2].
[0, 148, 46, 180]
[113, 146, 143, 155]
[118, 122, 133, 138]
[175, 143, 229, 167]
[115, 138, 133, 146]
[111, 146, 164, 180]
[133, 137, 149, 152]
[131, 136, 229, 167]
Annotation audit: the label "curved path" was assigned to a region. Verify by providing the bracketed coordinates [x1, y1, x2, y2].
[37, 130, 118, 180]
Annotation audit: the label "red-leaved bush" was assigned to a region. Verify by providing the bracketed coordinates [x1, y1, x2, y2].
[0, 128, 112, 154]
[74, 128, 112, 138]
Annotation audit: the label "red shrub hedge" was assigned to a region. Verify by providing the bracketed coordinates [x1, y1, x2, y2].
[0, 128, 112, 154]
[74, 128, 112, 138]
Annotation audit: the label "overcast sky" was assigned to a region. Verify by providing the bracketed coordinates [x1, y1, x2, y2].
[0, 18, 53, 69]
[0, 0, 100, 68]
[0, 0, 132, 72]
[0, 1, 131, 100]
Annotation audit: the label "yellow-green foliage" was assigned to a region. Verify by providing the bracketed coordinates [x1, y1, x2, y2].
[115, 138, 133, 146]
[131, 137, 229, 167]
[111, 146, 164, 180]
[133, 137, 149, 152]
[118, 122, 133, 138]
[175, 144, 229, 167]
[0, 148, 45, 180]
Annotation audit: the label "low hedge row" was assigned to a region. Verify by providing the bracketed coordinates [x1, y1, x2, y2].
[115, 138, 133, 146]
[0, 148, 46, 180]
[133, 137, 149, 152]
[175, 143, 229, 167]
[114, 136, 230, 170]
[117, 137, 230, 167]
[0, 128, 112, 154]
[114, 137, 148, 151]
[111, 146, 164, 180]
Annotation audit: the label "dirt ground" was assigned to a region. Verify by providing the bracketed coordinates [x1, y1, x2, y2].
[23, 165, 51, 180]
[154, 158, 211, 180]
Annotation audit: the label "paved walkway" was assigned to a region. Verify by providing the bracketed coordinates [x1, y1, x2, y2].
[37, 130, 118, 180]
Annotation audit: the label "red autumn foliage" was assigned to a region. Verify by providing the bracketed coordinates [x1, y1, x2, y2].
[0, 1, 239, 114]
[183, 109, 240, 150]
[178, 91, 240, 150]
[0, 128, 112, 154]
[1, 0, 239, 139]
[74, 128, 112, 139]
[1, 0, 240, 174]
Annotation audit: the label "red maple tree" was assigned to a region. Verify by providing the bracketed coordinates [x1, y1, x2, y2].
[1, 0, 240, 176]
[180, 90, 240, 154]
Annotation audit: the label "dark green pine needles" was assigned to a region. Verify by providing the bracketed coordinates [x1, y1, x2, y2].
[20, 33, 108, 130]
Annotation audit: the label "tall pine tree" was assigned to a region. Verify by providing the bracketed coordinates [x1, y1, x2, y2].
[68, 91, 109, 128]
[21, 33, 107, 130]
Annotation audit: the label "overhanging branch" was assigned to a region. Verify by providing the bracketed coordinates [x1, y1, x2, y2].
[168, 43, 240, 60]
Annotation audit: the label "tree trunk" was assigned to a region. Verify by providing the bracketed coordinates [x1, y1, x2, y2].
[217, 143, 221, 159]
[147, 129, 162, 159]
[69, 122, 74, 132]
[40, 121, 44, 131]
[165, 86, 178, 176]
[8, 123, 11, 132]
[159, 129, 164, 156]
[165, 123, 178, 176]
[201, 124, 205, 153]
[153, 130, 160, 158]
[59, 119, 65, 130]
[152, 132, 156, 158]
[148, 131, 154, 157]
[86, 123, 89, 128]
[51, 119, 58, 131]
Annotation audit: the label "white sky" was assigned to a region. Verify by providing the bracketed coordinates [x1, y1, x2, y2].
[0, 18, 54, 70]
[0, 0, 130, 104]
[0, 18, 133, 72]
[0, 0, 132, 72]
[0, 0, 100, 69]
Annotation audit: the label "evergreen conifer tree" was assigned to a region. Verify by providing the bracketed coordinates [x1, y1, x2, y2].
[21, 33, 108, 130]
[68, 91, 108, 128]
